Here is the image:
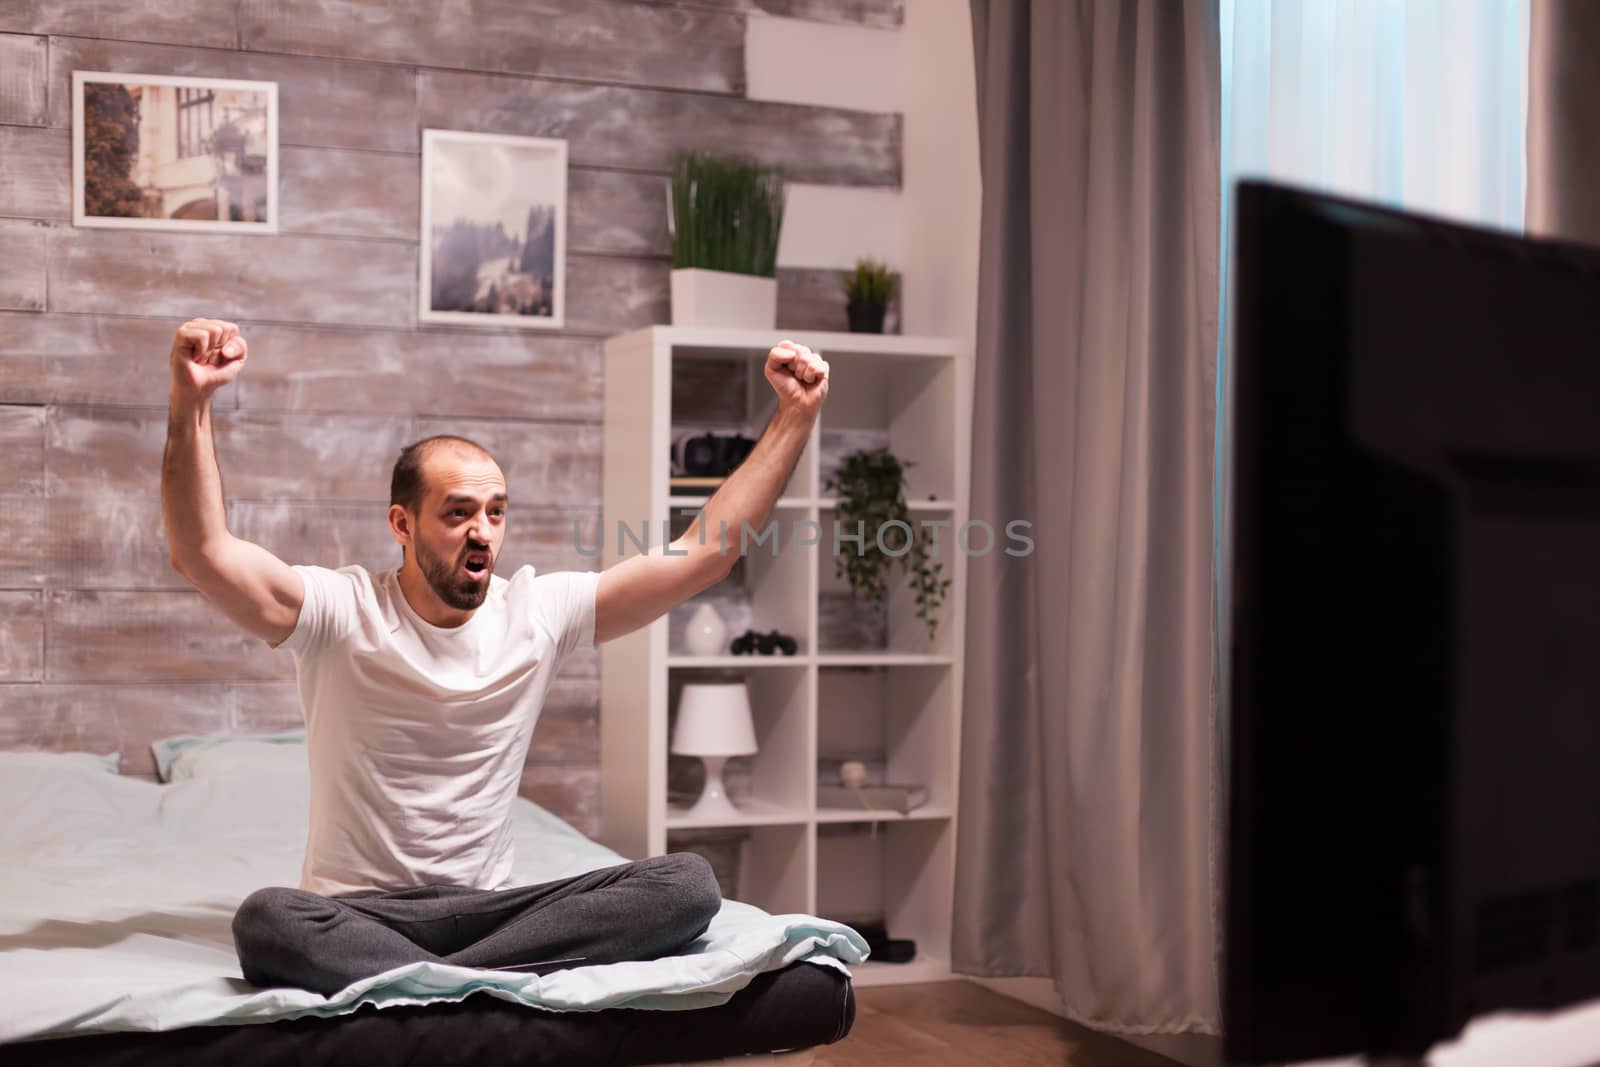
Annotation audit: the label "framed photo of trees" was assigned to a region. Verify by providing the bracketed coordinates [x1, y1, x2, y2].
[419, 129, 568, 330]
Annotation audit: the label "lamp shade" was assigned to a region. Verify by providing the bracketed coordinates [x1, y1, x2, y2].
[671, 683, 757, 757]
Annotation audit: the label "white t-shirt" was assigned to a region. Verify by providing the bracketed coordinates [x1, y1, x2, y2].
[271, 562, 602, 897]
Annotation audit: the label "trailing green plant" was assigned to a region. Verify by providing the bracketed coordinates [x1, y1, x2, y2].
[838, 257, 901, 307]
[667, 151, 785, 277]
[823, 447, 950, 642]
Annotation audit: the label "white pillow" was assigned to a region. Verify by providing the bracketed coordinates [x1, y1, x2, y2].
[0, 749, 120, 774]
[151, 730, 306, 782]
[167, 740, 309, 783]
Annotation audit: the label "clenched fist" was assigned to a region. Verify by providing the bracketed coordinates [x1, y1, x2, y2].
[764, 339, 829, 417]
[170, 318, 248, 401]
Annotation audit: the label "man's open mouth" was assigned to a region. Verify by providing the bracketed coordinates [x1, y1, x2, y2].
[463, 556, 489, 576]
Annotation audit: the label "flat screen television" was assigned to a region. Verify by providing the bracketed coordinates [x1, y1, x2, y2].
[1224, 180, 1600, 1063]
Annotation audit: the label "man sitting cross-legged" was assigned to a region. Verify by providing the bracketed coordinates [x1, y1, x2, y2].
[160, 317, 830, 995]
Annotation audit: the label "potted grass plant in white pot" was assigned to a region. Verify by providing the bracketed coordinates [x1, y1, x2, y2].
[667, 150, 786, 328]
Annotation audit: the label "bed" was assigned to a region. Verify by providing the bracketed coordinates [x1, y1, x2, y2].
[0, 742, 864, 1065]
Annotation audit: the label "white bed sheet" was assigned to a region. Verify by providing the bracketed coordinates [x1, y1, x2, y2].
[0, 752, 867, 1045]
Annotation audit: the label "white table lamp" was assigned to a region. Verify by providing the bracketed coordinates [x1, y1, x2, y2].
[672, 682, 758, 819]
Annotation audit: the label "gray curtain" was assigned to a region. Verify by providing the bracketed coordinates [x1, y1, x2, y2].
[1527, 0, 1600, 243]
[952, 0, 1222, 1034]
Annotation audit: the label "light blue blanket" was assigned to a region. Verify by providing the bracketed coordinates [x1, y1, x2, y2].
[0, 748, 868, 1045]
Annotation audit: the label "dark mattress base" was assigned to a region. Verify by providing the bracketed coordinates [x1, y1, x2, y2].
[6, 961, 854, 1066]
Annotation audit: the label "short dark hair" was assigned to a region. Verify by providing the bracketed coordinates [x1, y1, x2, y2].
[390, 434, 495, 518]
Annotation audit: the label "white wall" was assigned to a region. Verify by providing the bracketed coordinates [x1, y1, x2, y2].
[898, 0, 981, 348]
[745, 0, 980, 349]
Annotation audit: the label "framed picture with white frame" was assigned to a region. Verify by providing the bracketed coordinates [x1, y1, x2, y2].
[72, 70, 279, 234]
[419, 129, 568, 330]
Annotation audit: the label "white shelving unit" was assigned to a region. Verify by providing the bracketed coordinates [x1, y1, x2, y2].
[599, 325, 972, 987]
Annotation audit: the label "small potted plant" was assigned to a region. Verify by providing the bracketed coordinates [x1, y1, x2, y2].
[838, 257, 900, 333]
[823, 446, 950, 643]
[666, 150, 786, 329]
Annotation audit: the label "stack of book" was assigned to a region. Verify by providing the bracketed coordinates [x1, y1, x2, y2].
[816, 783, 927, 814]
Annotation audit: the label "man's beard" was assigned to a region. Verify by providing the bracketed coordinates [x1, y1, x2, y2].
[413, 536, 491, 611]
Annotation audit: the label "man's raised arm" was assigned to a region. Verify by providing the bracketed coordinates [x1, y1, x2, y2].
[163, 318, 305, 648]
[592, 340, 830, 645]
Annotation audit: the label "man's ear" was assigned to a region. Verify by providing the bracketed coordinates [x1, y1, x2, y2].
[388, 504, 413, 551]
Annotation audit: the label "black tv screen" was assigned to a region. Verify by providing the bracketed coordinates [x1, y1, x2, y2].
[1223, 180, 1600, 1063]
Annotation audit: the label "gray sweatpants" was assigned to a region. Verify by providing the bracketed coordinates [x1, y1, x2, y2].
[231, 852, 722, 996]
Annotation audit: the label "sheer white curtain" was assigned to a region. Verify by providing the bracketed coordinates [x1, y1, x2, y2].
[1214, 0, 1531, 732]
[1223, 0, 1528, 232]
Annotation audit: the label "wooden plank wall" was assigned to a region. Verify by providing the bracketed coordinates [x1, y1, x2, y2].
[0, 0, 903, 837]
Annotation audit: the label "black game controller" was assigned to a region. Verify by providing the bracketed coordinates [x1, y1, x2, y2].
[730, 629, 798, 656]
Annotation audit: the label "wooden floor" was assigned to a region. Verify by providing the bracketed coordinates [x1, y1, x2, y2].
[809, 980, 1183, 1067]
